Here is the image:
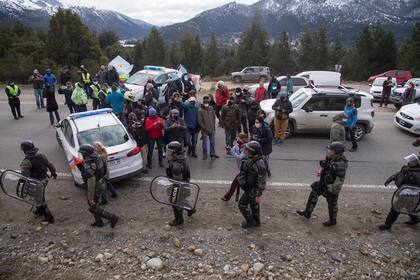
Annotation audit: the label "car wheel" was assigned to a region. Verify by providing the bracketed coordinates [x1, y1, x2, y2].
[234, 76, 242, 83]
[354, 124, 366, 141]
[286, 121, 294, 138]
[56, 131, 62, 148]
[394, 103, 401, 110]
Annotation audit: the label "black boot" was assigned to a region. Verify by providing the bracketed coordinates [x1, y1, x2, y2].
[378, 224, 391, 230]
[240, 210, 256, 229]
[378, 209, 398, 230]
[169, 207, 184, 226]
[296, 191, 317, 219]
[296, 210, 311, 219]
[191, 147, 198, 158]
[323, 204, 337, 226]
[43, 206, 55, 224]
[187, 146, 192, 155]
[147, 160, 152, 169]
[251, 203, 261, 227]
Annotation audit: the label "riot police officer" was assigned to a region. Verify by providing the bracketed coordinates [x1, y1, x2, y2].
[237, 141, 267, 229]
[20, 140, 57, 223]
[77, 144, 118, 228]
[166, 141, 195, 226]
[297, 142, 348, 226]
[378, 153, 420, 230]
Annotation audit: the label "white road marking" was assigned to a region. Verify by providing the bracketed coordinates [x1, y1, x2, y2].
[1, 170, 391, 190]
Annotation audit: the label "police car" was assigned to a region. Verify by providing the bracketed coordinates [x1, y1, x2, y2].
[55, 109, 143, 186]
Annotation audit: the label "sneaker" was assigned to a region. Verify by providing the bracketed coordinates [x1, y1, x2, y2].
[18, 115, 24, 118]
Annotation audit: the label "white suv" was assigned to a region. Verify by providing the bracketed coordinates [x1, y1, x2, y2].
[259, 87, 375, 141]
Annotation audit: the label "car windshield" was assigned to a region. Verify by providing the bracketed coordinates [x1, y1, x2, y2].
[289, 90, 308, 108]
[373, 79, 385, 86]
[126, 72, 155, 86]
[78, 125, 129, 147]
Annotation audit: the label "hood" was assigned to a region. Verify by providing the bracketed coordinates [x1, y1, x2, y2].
[259, 99, 276, 113]
[231, 72, 241, 76]
[401, 103, 420, 117]
[333, 114, 344, 122]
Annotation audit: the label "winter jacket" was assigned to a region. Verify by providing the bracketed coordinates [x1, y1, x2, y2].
[183, 101, 199, 129]
[234, 94, 250, 117]
[97, 69, 108, 85]
[164, 117, 187, 145]
[267, 79, 281, 96]
[28, 74, 44, 89]
[43, 73, 57, 87]
[382, 80, 392, 95]
[106, 91, 125, 114]
[403, 87, 416, 105]
[45, 89, 59, 112]
[221, 103, 240, 129]
[182, 74, 195, 93]
[215, 87, 229, 106]
[60, 72, 72, 85]
[145, 116, 164, 139]
[71, 84, 88, 105]
[252, 123, 273, 155]
[198, 105, 216, 134]
[106, 68, 119, 86]
[128, 119, 148, 147]
[330, 115, 346, 143]
[344, 106, 357, 128]
[59, 87, 74, 106]
[255, 87, 267, 103]
[272, 98, 293, 119]
[230, 144, 246, 169]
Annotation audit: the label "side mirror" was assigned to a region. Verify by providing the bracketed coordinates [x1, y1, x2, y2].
[368, 84, 372, 86]
[304, 106, 314, 113]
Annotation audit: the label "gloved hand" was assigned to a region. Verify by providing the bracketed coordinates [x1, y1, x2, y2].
[51, 172, 58, 179]
[384, 175, 394, 186]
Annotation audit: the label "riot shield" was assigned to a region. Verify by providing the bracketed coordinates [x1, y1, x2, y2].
[0, 170, 45, 206]
[150, 176, 199, 211]
[391, 185, 420, 217]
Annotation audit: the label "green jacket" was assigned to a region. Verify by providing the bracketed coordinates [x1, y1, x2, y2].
[198, 105, 216, 134]
[71, 83, 88, 105]
[330, 116, 346, 143]
[221, 103, 240, 129]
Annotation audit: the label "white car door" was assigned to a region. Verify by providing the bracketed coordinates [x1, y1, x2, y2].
[62, 120, 80, 176]
[298, 95, 331, 130]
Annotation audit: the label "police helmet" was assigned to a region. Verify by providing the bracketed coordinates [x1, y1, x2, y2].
[404, 153, 420, 168]
[245, 141, 262, 156]
[327, 142, 346, 154]
[78, 144, 96, 156]
[20, 140, 38, 154]
[167, 141, 183, 154]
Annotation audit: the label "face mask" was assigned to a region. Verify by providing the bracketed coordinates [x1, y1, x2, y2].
[255, 123, 262, 128]
[173, 115, 179, 121]
[204, 103, 209, 107]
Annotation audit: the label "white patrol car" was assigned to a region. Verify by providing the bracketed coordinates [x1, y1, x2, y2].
[395, 102, 420, 135]
[260, 87, 375, 141]
[55, 109, 143, 186]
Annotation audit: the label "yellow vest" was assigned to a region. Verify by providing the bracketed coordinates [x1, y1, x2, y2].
[82, 73, 91, 83]
[6, 85, 19, 96]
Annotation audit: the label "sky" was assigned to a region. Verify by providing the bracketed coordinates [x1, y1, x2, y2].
[60, 0, 257, 26]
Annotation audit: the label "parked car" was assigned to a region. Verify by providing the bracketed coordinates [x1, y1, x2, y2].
[259, 87, 375, 141]
[391, 78, 420, 109]
[369, 77, 397, 100]
[368, 70, 412, 86]
[231, 66, 270, 83]
[248, 76, 308, 97]
[55, 109, 143, 186]
[394, 102, 420, 135]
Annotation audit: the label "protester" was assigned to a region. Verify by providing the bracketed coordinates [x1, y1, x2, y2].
[164, 109, 187, 147]
[380, 77, 393, 108]
[221, 97, 240, 153]
[5, 79, 24, 120]
[28, 69, 45, 109]
[286, 74, 294, 96]
[267, 75, 281, 99]
[71, 82, 88, 113]
[221, 133, 249, 201]
[58, 81, 75, 114]
[98, 83, 110, 109]
[60, 67, 72, 86]
[198, 95, 219, 160]
[97, 65, 108, 85]
[402, 82, 416, 106]
[127, 111, 149, 173]
[145, 107, 165, 169]
[272, 93, 293, 145]
[330, 113, 346, 143]
[184, 96, 200, 158]
[106, 85, 126, 124]
[215, 81, 229, 120]
[45, 81, 60, 125]
[143, 77, 156, 96]
[344, 98, 358, 152]
[43, 69, 57, 97]
[252, 116, 273, 177]
[255, 81, 267, 103]
[182, 72, 196, 95]
[247, 101, 259, 133]
[106, 65, 119, 86]
[234, 87, 250, 135]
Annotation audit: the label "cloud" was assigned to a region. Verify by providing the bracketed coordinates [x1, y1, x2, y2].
[60, 0, 256, 25]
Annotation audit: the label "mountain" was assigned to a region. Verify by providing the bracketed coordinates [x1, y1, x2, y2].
[0, 0, 153, 39]
[159, 0, 420, 45]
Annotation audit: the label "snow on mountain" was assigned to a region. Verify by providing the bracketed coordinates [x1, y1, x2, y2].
[0, 0, 153, 39]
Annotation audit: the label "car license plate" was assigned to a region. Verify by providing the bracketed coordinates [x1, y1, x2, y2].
[109, 159, 121, 168]
[398, 119, 406, 125]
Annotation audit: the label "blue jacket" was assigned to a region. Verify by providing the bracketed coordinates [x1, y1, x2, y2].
[344, 106, 357, 128]
[43, 73, 57, 87]
[106, 91, 125, 114]
[183, 101, 199, 129]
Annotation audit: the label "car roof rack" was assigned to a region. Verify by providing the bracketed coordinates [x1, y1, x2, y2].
[69, 108, 112, 120]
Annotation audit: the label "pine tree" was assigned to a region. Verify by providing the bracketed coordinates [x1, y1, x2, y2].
[133, 39, 144, 71]
[237, 15, 269, 67]
[47, 8, 101, 66]
[370, 23, 397, 74]
[202, 34, 221, 77]
[329, 37, 345, 67]
[143, 27, 166, 66]
[315, 24, 329, 70]
[179, 33, 203, 73]
[352, 25, 373, 80]
[98, 31, 119, 50]
[298, 26, 316, 71]
[399, 23, 420, 76]
[270, 31, 295, 75]
[166, 41, 180, 68]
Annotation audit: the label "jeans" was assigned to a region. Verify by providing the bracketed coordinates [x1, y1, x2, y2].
[224, 128, 237, 148]
[49, 110, 60, 125]
[147, 138, 163, 163]
[215, 105, 222, 120]
[202, 131, 216, 156]
[187, 127, 199, 149]
[34, 88, 44, 108]
[345, 127, 358, 150]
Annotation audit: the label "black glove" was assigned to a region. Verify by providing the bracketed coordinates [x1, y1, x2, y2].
[384, 175, 394, 186]
[51, 172, 57, 179]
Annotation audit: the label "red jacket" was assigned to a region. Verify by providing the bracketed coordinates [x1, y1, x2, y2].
[215, 87, 229, 106]
[255, 87, 267, 103]
[145, 116, 164, 139]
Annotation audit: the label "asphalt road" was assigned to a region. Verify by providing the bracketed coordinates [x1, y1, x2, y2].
[0, 94, 418, 188]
